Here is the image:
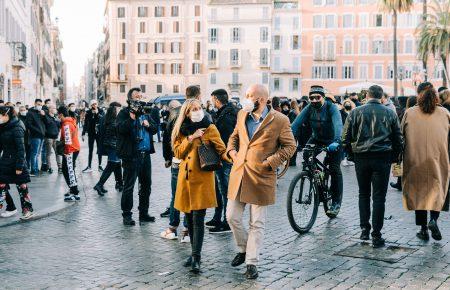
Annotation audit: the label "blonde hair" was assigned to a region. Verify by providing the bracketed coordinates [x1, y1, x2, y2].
[171, 99, 202, 147]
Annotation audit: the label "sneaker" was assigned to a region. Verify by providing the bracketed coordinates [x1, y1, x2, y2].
[160, 228, 178, 240]
[160, 207, 170, 218]
[48, 168, 53, 174]
[1, 209, 18, 218]
[20, 209, 34, 220]
[205, 219, 221, 228]
[30, 172, 37, 177]
[342, 159, 349, 166]
[82, 166, 93, 173]
[347, 160, 355, 166]
[209, 223, 232, 234]
[180, 230, 190, 243]
[372, 236, 385, 248]
[98, 166, 104, 172]
[64, 194, 76, 202]
[94, 184, 104, 196]
[73, 194, 81, 201]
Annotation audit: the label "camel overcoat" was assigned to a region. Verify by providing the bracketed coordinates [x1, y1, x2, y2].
[174, 124, 229, 213]
[227, 108, 296, 206]
[402, 106, 450, 211]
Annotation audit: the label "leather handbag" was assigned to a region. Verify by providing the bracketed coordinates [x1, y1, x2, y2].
[197, 138, 222, 171]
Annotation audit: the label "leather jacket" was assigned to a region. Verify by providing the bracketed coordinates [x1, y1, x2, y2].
[342, 99, 403, 160]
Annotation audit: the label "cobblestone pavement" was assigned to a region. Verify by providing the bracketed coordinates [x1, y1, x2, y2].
[1, 142, 450, 289]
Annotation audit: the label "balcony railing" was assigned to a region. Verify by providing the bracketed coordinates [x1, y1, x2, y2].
[228, 83, 242, 91]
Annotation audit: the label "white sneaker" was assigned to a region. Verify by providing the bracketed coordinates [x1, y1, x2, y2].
[347, 160, 355, 166]
[20, 210, 33, 220]
[342, 159, 349, 166]
[1, 209, 18, 218]
[160, 228, 178, 240]
[180, 230, 190, 243]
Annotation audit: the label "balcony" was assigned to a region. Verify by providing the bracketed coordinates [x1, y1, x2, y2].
[228, 83, 242, 92]
[230, 60, 241, 68]
[313, 54, 323, 61]
[109, 74, 127, 83]
[325, 54, 336, 61]
[208, 59, 218, 69]
[10, 42, 27, 69]
[259, 61, 270, 68]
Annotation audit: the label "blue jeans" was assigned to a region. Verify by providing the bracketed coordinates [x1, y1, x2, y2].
[169, 165, 187, 228]
[41, 139, 47, 166]
[213, 161, 232, 223]
[29, 138, 44, 173]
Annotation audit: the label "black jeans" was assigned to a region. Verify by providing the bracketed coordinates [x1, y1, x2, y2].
[415, 210, 440, 226]
[213, 162, 232, 223]
[62, 152, 79, 194]
[97, 161, 123, 187]
[354, 155, 391, 238]
[87, 134, 102, 168]
[186, 209, 206, 259]
[121, 152, 152, 218]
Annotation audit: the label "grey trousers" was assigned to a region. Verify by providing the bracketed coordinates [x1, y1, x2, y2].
[45, 138, 62, 169]
[227, 195, 267, 265]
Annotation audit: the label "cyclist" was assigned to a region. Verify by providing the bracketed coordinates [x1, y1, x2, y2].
[291, 85, 343, 217]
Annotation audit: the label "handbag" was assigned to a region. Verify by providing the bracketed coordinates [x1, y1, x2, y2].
[56, 140, 65, 156]
[197, 137, 222, 171]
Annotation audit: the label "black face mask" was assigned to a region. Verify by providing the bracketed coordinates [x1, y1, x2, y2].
[344, 105, 352, 110]
[253, 100, 260, 112]
[310, 102, 322, 109]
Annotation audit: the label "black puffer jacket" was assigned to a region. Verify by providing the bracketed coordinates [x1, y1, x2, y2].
[213, 102, 238, 146]
[25, 108, 46, 139]
[99, 116, 118, 153]
[342, 99, 403, 160]
[83, 108, 104, 136]
[44, 114, 60, 139]
[0, 118, 30, 184]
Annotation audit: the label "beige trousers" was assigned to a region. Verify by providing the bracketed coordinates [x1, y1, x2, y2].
[226, 196, 267, 265]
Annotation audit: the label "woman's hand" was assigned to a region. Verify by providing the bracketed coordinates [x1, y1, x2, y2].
[16, 170, 22, 175]
[188, 129, 205, 142]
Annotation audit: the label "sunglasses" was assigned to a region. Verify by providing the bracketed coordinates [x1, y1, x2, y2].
[309, 95, 322, 101]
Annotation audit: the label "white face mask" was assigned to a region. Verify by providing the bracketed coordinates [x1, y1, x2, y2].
[241, 98, 255, 113]
[69, 107, 76, 112]
[36, 105, 42, 111]
[190, 110, 204, 123]
[20, 111, 27, 116]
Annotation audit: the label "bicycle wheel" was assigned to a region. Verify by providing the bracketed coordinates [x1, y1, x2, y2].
[287, 171, 319, 234]
[277, 160, 289, 179]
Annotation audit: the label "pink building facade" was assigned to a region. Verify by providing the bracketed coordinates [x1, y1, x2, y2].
[300, 0, 446, 96]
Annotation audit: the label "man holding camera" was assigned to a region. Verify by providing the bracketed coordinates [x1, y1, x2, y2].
[116, 88, 158, 226]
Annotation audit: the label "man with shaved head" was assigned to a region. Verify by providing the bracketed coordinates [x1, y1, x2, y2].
[226, 84, 296, 279]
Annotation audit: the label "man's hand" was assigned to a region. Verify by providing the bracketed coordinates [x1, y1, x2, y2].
[229, 150, 238, 162]
[40, 110, 45, 116]
[164, 160, 172, 168]
[262, 160, 272, 171]
[327, 142, 340, 152]
[142, 119, 149, 127]
[16, 170, 22, 175]
[130, 112, 136, 120]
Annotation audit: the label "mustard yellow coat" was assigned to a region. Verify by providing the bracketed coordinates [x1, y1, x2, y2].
[174, 124, 229, 213]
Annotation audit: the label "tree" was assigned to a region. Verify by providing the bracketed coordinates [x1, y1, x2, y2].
[379, 0, 414, 98]
[417, 0, 450, 87]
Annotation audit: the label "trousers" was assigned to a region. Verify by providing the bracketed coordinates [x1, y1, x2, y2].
[186, 209, 206, 259]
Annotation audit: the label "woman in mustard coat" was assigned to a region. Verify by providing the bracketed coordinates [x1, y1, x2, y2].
[172, 99, 229, 273]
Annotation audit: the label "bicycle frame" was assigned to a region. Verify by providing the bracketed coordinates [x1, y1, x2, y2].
[301, 145, 331, 202]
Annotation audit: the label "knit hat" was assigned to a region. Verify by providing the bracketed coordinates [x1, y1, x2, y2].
[309, 85, 326, 98]
[89, 99, 98, 106]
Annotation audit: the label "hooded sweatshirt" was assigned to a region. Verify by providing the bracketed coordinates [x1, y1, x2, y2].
[60, 117, 80, 154]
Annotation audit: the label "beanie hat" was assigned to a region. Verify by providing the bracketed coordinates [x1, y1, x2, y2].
[309, 85, 326, 98]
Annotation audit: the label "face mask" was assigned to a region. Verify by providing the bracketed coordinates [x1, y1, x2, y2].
[70, 107, 76, 112]
[20, 111, 27, 116]
[344, 105, 352, 111]
[190, 110, 204, 123]
[310, 102, 323, 109]
[36, 105, 42, 111]
[241, 98, 255, 113]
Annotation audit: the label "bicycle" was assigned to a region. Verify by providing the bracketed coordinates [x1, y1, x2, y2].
[286, 144, 342, 234]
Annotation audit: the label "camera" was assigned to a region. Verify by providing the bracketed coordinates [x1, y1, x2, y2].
[128, 100, 153, 116]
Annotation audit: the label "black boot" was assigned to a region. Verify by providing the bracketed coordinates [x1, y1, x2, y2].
[183, 256, 192, 267]
[139, 213, 156, 223]
[94, 184, 105, 196]
[428, 220, 442, 241]
[231, 252, 246, 267]
[190, 256, 201, 274]
[123, 216, 136, 226]
[416, 226, 430, 241]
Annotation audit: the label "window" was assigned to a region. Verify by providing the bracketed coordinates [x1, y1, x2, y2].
[120, 22, 126, 39]
[192, 63, 201, 74]
[209, 28, 218, 43]
[273, 78, 281, 91]
[343, 65, 354, 79]
[324, 66, 337, 79]
[233, 7, 239, 20]
[359, 14, 368, 28]
[157, 85, 162, 94]
[155, 6, 165, 17]
[387, 65, 394, 79]
[154, 63, 164, 74]
[344, 38, 353, 54]
[274, 56, 281, 71]
[260, 48, 269, 66]
[262, 72, 269, 84]
[293, 57, 300, 71]
[118, 63, 126, 77]
[208, 49, 217, 65]
[386, 40, 400, 54]
[326, 0, 336, 5]
[155, 42, 165, 53]
[326, 38, 335, 59]
[292, 35, 300, 50]
[195, 5, 201, 17]
[118, 7, 125, 18]
[120, 43, 126, 55]
[314, 38, 323, 59]
[273, 35, 281, 50]
[171, 6, 179, 17]
[232, 72, 239, 84]
[374, 64, 383, 79]
[293, 16, 299, 30]
[171, 63, 182, 74]
[263, 7, 269, 19]
[173, 21, 180, 33]
[138, 63, 148, 75]
[138, 7, 148, 17]
[312, 66, 322, 79]
[120, 84, 126, 93]
[359, 64, 368, 79]
[375, 14, 383, 27]
[313, 0, 323, 5]
[171, 42, 181, 53]
[343, 14, 353, 28]
[291, 78, 299, 91]
[325, 15, 335, 28]
[313, 15, 323, 28]
[231, 28, 241, 43]
[139, 22, 146, 33]
[210, 73, 216, 85]
[359, 37, 368, 54]
[138, 42, 148, 54]
[194, 21, 201, 33]
[405, 39, 413, 54]
[157, 21, 163, 33]
[173, 85, 179, 93]
[274, 17, 281, 30]
[194, 42, 201, 60]
[372, 40, 384, 54]
[230, 49, 239, 66]
[260, 27, 269, 42]
[140, 85, 146, 93]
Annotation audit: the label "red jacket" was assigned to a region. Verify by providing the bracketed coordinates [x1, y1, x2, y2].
[60, 117, 80, 154]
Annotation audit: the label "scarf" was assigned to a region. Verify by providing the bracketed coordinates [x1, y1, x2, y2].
[180, 116, 211, 136]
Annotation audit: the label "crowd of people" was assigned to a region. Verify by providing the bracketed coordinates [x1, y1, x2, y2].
[0, 82, 449, 279]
